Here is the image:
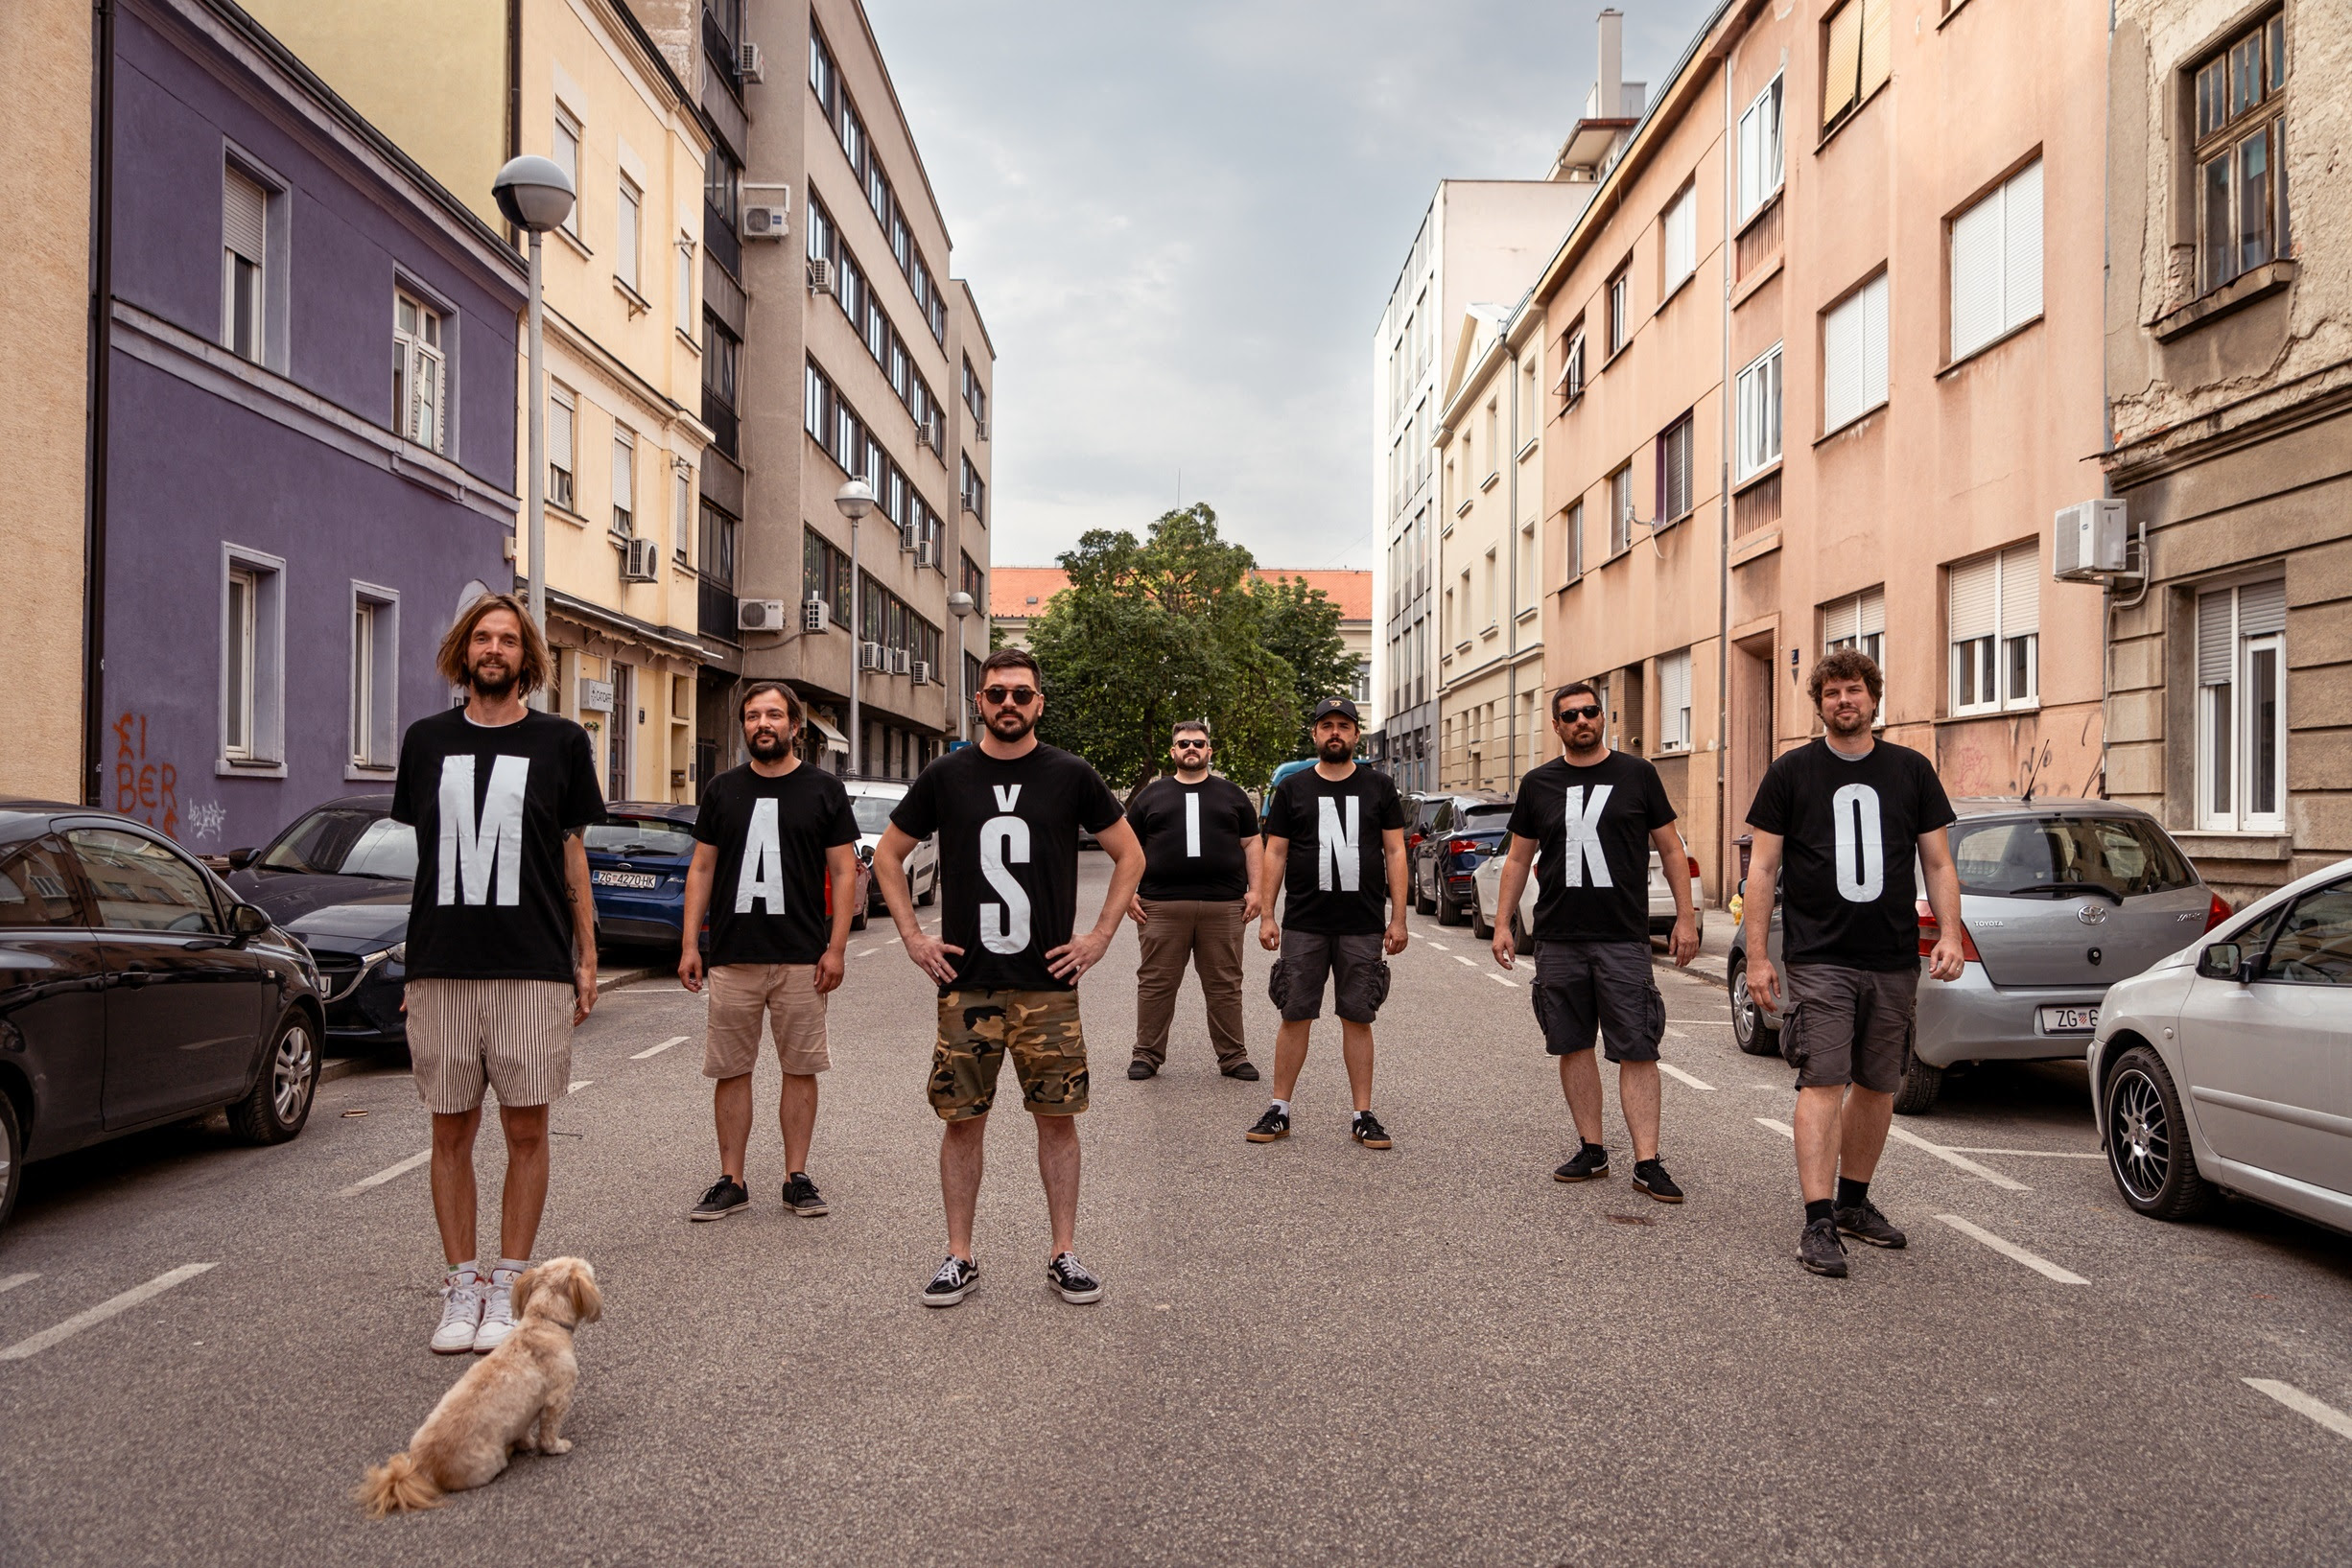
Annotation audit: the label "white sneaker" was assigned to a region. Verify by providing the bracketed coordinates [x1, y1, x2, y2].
[473, 1272, 520, 1353]
[432, 1275, 484, 1354]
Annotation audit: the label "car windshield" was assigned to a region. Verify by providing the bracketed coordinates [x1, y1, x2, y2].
[259, 807, 417, 878]
[1951, 815, 2197, 900]
[583, 817, 696, 857]
[850, 797, 898, 834]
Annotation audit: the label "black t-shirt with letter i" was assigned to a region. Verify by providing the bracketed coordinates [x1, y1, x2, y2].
[1262, 763, 1407, 935]
[1506, 751, 1678, 945]
[390, 707, 605, 982]
[1745, 737, 1957, 972]
[693, 762, 861, 966]
[889, 743, 1125, 994]
[1125, 775, 1259, 901]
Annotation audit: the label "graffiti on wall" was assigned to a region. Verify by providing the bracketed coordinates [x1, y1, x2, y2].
[1936, 709, 2105, 802]
[111, 712, 179, 840]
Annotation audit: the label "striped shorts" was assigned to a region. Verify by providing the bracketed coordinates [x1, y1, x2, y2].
[404, 978, 576, 1113]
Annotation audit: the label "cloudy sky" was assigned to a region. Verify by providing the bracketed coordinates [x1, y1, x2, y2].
[864, 0, 1719, 573]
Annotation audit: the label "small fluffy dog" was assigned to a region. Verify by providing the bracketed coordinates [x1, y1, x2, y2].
[359, 1257, 602, 1516]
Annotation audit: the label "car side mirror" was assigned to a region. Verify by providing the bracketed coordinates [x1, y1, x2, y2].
[2195, 942, 2238, 979]
[225, 847, 258, 871]
[229, 901, 272, 942]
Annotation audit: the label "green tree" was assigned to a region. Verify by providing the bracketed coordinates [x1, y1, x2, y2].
[1254, 573, 1359, 758]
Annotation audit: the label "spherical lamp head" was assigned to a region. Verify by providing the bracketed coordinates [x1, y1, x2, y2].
[493, 154, 576, 234]
[834, 478, 877, 521]
[947, 591, 976, 618]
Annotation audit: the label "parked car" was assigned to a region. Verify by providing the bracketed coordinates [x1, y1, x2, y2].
[845, 780, 934, 916]
[0, 801, 325, 1235]
[583, 803, 699, 948]
[1260, 759, 1320, 828]
[1472, 836, 1705, 949]
[1728, 797, 2223, 1113]
[224, 794, 414, 1047]
[1409, 791, 1514, 925]
[2090, 857, 2352, 1235]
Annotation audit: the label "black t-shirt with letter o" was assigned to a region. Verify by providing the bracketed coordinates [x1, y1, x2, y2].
[391, 708, 604, 982]
[1506, 751, 1678, 945]
[1125, 775, 1258, 901]
[693, 762, 861, 966]
[1745, 737, 1957, 972]
[890, 743, 1124, 994]
[1262, 763, 1407, 935]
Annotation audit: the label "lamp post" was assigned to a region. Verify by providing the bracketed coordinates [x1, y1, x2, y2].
[835, 477, 876, 775]
[491, 155, 576, 710]
[947, 590, 976, 744]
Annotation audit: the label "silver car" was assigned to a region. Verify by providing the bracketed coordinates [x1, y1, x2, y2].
[1729, 798, 2222, 1113]
[2089, 857, 2352, 1235]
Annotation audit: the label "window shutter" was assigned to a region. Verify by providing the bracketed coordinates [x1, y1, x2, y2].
[1739, 103, 1761, 214]
[1863, 274, 1889, 409]
[1661, 650, 1692, 746]
[1859, 0, 1893, 99]
[613, 434, 633, 523]
[1949, 555, 1997, 643]
[223, 166, 267, 263]
[2003, 159, 2043, 332]
[550, 395, 573, 470]
[1823, 4, 1862, 128]
[1823, 293, 1862, 430]
[2239, 577, 2286, 636]
[1859, 586, 1886, 641]
[1950, 189, 2003, 359]
[2000, 542, 2039, 633]
[2198, 589, 2235, 684]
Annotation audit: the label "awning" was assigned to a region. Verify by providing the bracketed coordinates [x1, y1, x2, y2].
[808, 714, 850, 754]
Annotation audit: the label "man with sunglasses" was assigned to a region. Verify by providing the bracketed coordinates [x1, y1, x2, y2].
[1489, 682, 1697, 1203]
[875, 647, 1144, 1308]
[1121, 720, 1263, 1082]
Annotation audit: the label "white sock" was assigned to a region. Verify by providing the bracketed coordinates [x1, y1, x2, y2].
[1271, 1099, 1290, 1116]
[493, 1256, 529, 1283]
[447, 1260, 480, 1283]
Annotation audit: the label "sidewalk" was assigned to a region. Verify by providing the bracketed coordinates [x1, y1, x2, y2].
[317, 959, 664, 1085]
[1658, 909, 1735, 987]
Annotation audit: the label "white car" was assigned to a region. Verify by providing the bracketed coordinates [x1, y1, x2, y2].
[844, 780, 938, 914]
[1470, 839, 1703, 950]
[2089, 854, 2352, 1235]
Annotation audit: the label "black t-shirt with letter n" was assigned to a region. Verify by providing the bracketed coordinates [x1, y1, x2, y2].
[1125, 775, 1258, 902]
[390, 708, 605, 982]
[889, 743, 1124, 994]
[1506, 751, 1678, 945]
[1745, 737, 1958, 972]
[693, 762, 861, 966]
[1262, 763, 1407, 935]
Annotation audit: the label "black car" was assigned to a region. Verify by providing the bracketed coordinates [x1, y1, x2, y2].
[1410, 791, 1514, 924]
[224, 795, 414, 1047]
[0, 802, 325, 1235]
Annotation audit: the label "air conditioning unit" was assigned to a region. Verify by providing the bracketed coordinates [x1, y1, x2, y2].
[806, 258, 835, 293]
[738, 598, 788, 632]
[742, 203, 788, 242]
[737, 40, 764, 83]
[858, 640, 887, 671]
[622, 537, 660, 582]
[975, 416, 988, 441]
[2052, 499, 2129, 580]
[888, 647, 912, 676]
[910, 660, 932, 687]
[915, 539, 939, 570]
[897, 524, 917, 554]
[801, 597, 830, 633]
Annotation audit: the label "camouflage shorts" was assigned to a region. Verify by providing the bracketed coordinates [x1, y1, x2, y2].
[929, 989, 1090, 1120]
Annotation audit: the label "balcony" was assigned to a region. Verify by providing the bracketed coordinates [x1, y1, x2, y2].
[703, 199, 741, 280]
[698, 576, 739, 644]
[701, 388, 739, 459]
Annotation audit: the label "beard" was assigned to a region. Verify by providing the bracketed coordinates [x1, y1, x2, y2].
[745, 726, 793, 761]
[1824, 703, 1872, 737]
[1317, 734, 1354, 763]
[988, 706, 1036, 741]
[467, 658, 518, 699]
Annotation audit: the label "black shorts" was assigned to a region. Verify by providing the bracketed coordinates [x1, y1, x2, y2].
[1531, 940, 1664, 1063]
[1268, 929, 1390, 1023]
[1780, 964, 1917, 1093]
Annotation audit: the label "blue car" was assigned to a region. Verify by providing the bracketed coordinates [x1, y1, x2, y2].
[583, 803, 699, 948]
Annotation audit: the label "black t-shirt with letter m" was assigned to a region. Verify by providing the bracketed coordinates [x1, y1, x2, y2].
[1125, 775, 1258, 901]
[890, 743, 1124, 994]
[693, 762, 861, 966]
[1745, 737, 1957, 972]
[390, 708, 604, 982]
[1262, 763, 1407, 935]
[1506, 751, 1678, 945]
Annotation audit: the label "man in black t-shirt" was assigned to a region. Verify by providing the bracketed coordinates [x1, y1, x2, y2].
[1743, 649, 1964, 1278]
[1489, 681, 1698, 1202]
[677, 682, 861, 1224]
[391, 594, 603, 1356]
[1121, 720, 1263, 1082]
[876, 647, 1144, 1309]
[1248, 697, 1409, 1150]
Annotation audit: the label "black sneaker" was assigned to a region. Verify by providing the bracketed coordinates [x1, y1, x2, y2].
[1834, 1200, 1907, 1249]
[1127, 1059, 1157, 1080]
[1245, 1106, 1290, 1143]
[1799, 1217, 1850, 1277]
[689, 1176, 749, 1221]
[1632, 1158, 1684, 1204]
[1553, 1145, 1611, 1182]
[1047, 1252, 1103, 1304]
[922, 1254, 979, 1307]
[782, 1172, 830, 1217]
[1222, 1061, 1261, 1082]
[1351, 1111, 1393, 1150]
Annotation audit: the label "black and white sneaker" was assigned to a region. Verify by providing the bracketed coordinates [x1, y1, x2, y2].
[782, 1172, 830, 1217]
[689, 1176, 750, 1221]
[1047, 1252, 1104, 1304]
[922, 1254, 979, 1307]
[1245, 1106, 1291, 1143]
[1553, 1145, 1611, 1182]
[1632, 1158, 1684, 1204]
[1351, 1111, 1393, 1150]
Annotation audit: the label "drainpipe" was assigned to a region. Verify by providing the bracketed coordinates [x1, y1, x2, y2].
[1505, 329, 1518, 791]
[1713, 35, 1735, 909]
[82, 0, 117, 807]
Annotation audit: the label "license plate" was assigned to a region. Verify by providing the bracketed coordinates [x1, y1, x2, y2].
[592, 871, 658, 890]
[2037, 1004, 2099, 1034]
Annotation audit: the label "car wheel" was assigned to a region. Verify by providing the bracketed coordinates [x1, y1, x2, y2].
[850, 901, 869, 932]
[1414, 872, 1436, 916]
[1469, 895, 1492, 941]
[1509, 912, 1532, 958]
[1436, 884, 1465, 926]
[1729, 956, 1779, 1056]
[227, 1010, 318, 1145]
[0, 1090, 22, 1236]
[2105, 1045, 2216, 1221]
[1891, 1059, 1943, 1115]
[916, 864, 936, 907]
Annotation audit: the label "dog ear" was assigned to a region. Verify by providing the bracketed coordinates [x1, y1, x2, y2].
[509, 1264, 544, 1320]
[568, 1263, 603, 1324]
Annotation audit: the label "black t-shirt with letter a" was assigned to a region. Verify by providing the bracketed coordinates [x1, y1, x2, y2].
[1262, 764, 1407, 935]
[1125, 775, 1258, 901]
[1506, 751, 1678, 944]
[1746, 737, 1957, 972]
[693, 762, 861, 966]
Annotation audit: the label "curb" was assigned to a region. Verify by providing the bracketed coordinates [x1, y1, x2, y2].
[318, 966, 662, 1087]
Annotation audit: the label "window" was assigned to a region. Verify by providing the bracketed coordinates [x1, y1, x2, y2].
[808, 21, 838, 119]
[1822, 0, 1892, 134]
[222, 162, 269, 363]
[1823, 271, 1890, 433]
[225, 566, 257, 759]
[611, 431, 635, 538]
[1484, 548, 1498, 629]
[675, 235, 694, 325]
[963, 356, 988, 424]
[1565, 499, 1585, 583]
[1609, 466, 1634, 555]
[0, 837, 85, 928]
[1657, 412, 1695, 524]
[671, 462, 693, 563]
[1607, 270, 1631, 354]
[1739, 74, 1785, 217]
[1519, 358, 1538, 444]
[1949, 159, 2043, 360]
[2198, 578, 2287, 831]
[549, 386, 575, 509]
[1658, 648, 1693, 752]
[553, 108, 581, 238]
[1352, 658, 1372, 704]
[1557, 325, 1587, 408]
[700, 501, 737, 589]
[606, 664, 632, 803]
[2259, 882, 2352, 984]
[67, 829, 222, 935]
[349, 590, 398, 771]
[616, 176, 641, 293]
[221, 547, 284, 767]
[961, 455, 986, 523]
[1823, 585, 1886, 668]
[1735, 342, 1783, 479]
[2193, 13, 2289, 295]
[1661, 184, 1697, 294]
[391, 292, 445, 452]
[1947, 542, 2039, 714]
[1483, 401, 1499, 482]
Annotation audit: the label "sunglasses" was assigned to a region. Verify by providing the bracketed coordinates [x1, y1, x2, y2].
[980, 685, 1039, 706]
[1555, 704, 1604, 722]
[1173, 738, 1208, 750]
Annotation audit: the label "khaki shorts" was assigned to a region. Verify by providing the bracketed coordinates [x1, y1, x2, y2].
[404, 978, 575, 1114]
[702, 963, 831, 1078]
[929, 989, 1088, 1121]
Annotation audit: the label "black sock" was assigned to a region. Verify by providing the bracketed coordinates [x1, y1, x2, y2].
[1804, 1198, 1834, 1226]
[1836, 1177, 1870, 1209]
[1583, 1140, 1607, 1158]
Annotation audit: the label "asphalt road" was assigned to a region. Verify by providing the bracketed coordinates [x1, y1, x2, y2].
[4, 855, 2349, 1566]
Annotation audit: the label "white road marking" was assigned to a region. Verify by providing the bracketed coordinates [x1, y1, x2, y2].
[1756, 1117, 1794, 1139]
[0, 1263, 217, 1361]
[886, 936, 902, 946]
[2245, 1378, 2352, 1442]
[1426, 942, 1449, 951]
[1658, 1063, 1715, 1091]
[1933, 1214, 2086, 1284]
[1940, 1147, 2104, 1159]
[0, 1274, 37, 1297]
[1486, 972, 1516, 988]
[338, 1150, 431, 1197]
[1453, 955, 1477, 969]
[1888, 1127, 2031, 1191]
[568, 1080, 593, 1093]
[853, 948, 878, 959]
[1664, 1027, 1687, 1041]
[631, 1035, 688, 1060]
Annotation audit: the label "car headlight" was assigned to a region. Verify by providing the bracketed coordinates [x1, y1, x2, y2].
[361, 942, 407, 966]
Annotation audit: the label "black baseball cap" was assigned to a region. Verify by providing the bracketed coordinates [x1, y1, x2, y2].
[1311, 697, 1361, 725]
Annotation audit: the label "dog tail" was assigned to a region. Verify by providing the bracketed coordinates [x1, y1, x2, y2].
[357, 1451, 443, 1517]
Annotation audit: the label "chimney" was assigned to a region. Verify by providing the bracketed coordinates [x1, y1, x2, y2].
[1596, 10, 1623, 121]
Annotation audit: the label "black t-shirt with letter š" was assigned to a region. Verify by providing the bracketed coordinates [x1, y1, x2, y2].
[889, 743, 1125, 994]
[1506, 751, 1678, 945]
[693, 763, 861, 966]
[1125, 776, 1259, 902]
[391, 708, 605, 982]
[1745, 737, 1957, 972]
[1262, 764, 1407, 936]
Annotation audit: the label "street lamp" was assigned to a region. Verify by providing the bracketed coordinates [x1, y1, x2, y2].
[835, 477, 876, 775]
[492, 154, 576, 710]
[947, 590, 976, 744]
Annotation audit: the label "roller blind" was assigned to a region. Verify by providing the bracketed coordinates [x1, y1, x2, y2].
[549, 394, 573, 470]
[2004, 159, 2044, 331]
[1659, 648, 1693, 748]
[2239, 577, 2286, 636]
[223, 166, 267, 263]
[1823, 275, 1888, 432]
[1827, 586, 1886, 645]
[1858, 0, 1892, 100]
[1949, 555, 1997, 642]
[2001, 542, 2039, 633]
[2198, 589, 2234, 685]
[1823, 3, 1862, 128]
